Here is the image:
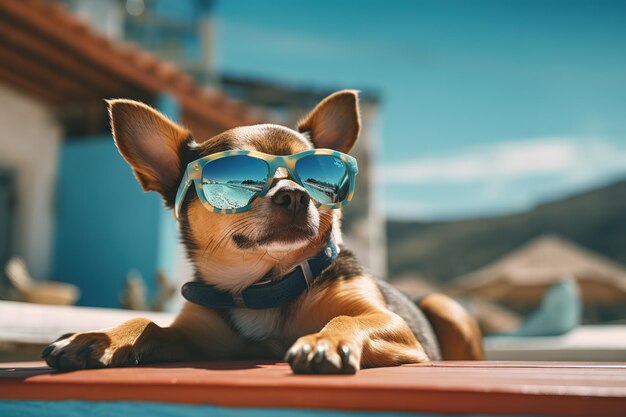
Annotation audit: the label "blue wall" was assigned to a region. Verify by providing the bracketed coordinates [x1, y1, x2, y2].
[52, 136, 163, 307]
[155, 95, 183, 305]
[53, 95, 181, 308]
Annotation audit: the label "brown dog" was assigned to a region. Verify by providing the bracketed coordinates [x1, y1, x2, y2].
[42, 91, 482, 373]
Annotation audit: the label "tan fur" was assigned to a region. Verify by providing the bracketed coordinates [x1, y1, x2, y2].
[108, 99, 191, 205]
[297, 90, 361, 153]
[44, 91, 481, 373]
[284, 276, 429, 372]
[419, 293, 484, 360]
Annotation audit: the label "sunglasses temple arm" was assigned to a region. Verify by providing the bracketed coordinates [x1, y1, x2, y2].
[174, 171, 191, 220]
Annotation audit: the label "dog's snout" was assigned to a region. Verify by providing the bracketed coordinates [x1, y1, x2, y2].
[271, 187, 310, 215]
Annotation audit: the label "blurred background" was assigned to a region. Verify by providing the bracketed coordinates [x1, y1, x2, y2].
[0, 0, 625, 361]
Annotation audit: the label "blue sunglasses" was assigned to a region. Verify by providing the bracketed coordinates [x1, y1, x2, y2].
[175, 149, 358, 218]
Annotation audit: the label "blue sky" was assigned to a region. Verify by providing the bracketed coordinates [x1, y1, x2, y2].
[213, 0, 626, 220]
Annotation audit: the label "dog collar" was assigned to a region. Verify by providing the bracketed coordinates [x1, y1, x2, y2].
[181, 239, 338, 310]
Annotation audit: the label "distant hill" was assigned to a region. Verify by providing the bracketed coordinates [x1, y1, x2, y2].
[386, 180, 626, 283]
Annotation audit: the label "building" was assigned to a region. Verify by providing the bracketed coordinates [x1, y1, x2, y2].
[0, 0, 260, 307]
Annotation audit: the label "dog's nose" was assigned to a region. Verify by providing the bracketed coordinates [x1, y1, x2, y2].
[271, 187, 310, 215]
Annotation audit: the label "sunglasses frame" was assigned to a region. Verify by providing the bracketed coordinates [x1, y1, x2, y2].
[175, 148, 358, 218]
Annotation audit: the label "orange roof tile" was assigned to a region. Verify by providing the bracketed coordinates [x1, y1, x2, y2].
[0, 0, 264, 138]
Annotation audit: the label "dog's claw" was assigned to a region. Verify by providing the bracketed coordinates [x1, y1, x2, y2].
[287, 337, 359, 374]
[313, 344, 326, 363]
[284, 349, 296, 363]
[41, 344, 54, 358]
[47, 352, 60, 370]
[290, 343, 314, 374]
[128, 351, 140, 366]
[339, 345, 357, 374]
[340, 345, 350, 363]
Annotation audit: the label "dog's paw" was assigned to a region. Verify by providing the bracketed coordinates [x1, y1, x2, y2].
[285, 334, 360, 374]
[41, 332, 139, 371]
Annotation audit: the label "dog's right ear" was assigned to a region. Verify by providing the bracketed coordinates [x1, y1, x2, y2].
[297, 90, 360, 153]
[107, 99, 191, 207]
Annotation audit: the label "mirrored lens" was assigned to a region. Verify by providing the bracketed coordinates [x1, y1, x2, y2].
[296, 155, 350, 205]
[201, 156, 268, 209]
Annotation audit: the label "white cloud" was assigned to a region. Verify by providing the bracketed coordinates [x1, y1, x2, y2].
[380, 137, 626, 185]
[381, 136, 626, 220]
[378, 200, 436, 219]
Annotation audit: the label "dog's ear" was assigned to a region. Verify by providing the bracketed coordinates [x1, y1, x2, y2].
[107, 99, 191, 206]
[297, 90, 361, 153]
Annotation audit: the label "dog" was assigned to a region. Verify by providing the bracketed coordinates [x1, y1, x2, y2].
[42, 90, 483, 373]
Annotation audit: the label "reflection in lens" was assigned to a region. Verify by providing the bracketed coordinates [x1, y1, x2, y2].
[296, 155, 349, 204]
[202, 156, 268, 209]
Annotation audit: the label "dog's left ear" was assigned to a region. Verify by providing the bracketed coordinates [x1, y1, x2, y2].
[107, 99, 191, 207]
[298, 90, 361, 153]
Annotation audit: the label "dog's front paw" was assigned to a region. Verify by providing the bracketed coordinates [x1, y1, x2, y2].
[42, 332, 139, 371]
[285, 334, 360, 374]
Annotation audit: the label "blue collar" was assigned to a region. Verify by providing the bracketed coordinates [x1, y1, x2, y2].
[181, 239, 338, 310]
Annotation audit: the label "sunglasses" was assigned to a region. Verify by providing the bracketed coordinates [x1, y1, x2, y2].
[175, 149, 358, 218]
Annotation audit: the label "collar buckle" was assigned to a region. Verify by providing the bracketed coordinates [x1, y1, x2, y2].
[299, 260, 314, 288]
[232, 290, 245, 308]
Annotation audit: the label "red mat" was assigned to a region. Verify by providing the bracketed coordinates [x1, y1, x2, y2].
[1, 361, 625, 416]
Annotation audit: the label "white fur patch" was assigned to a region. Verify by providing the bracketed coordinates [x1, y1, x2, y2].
[229, 308, 281, 341]
[196, 257, 274, 293]
[97, 346, 118, 365]
[49, 338, 71, 356]
[261, 238, 311, 252]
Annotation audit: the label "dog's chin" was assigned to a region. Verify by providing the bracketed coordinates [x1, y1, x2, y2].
[232, 224, 317, 251]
